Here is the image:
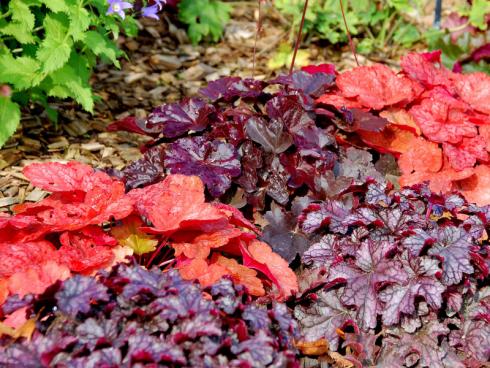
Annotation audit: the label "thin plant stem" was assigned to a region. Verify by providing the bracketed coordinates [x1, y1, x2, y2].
[145, 239, 168, 268]
[252, 0, 262, 78]
[339, 0, 359, 66]
[289, 0, 309, 75]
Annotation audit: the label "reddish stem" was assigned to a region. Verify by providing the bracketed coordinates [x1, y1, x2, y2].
[339, 0, 359, 66]
[289, 0, 309, 75]
[145, 239, 168, 268]
[252, 0, 263, 78]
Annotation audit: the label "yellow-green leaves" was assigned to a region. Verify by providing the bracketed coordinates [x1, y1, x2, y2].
[112, 216, 159, 256]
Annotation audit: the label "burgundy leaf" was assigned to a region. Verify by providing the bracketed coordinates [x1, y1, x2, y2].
[245, 116, 293, 154]
[280, 148, 336, 191]
[107, 116, 161, 137]
[266, 95, 333, 149]
[164, 136, 241, 197]
[146, 98, 216, 138]
[122, 146, 166, 189]
[261, 202, 309, 263]
[235, 140, 262, 192]
[199, 77, 267, 102]
[271, 71, 335, 98]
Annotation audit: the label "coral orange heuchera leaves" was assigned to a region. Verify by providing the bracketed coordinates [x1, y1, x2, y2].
[0, 161, 297, 323]
[317, 51, 490, 204]
[335, 64, 419, 110]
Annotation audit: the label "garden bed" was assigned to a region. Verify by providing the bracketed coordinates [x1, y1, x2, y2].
[0, 1, 489, 367]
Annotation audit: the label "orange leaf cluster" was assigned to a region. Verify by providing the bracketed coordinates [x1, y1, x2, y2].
[1, 162, 298, 330]
[317, 51, 490, 205]
[129, 175, 298, 300]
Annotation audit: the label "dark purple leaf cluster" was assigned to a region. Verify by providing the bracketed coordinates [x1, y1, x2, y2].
[109, 71, 391, 262]
[113, 71, 344, 200]
[0, 264, 299, 368]
[294, 182, 490, 367]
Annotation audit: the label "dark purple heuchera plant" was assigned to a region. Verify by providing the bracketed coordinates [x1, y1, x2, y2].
[294, 181, 490, 367]
[0, 263, 299, 367]
[108, 70, 390, 262]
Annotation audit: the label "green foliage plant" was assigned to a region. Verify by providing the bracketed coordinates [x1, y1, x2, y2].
[177, 0, 232, 45]
[426, 0, 490, 73]
[273, 0, 423, 54]
[0, 0, 140, 148]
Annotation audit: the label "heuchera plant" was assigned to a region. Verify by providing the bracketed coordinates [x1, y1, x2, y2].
[108, 65, 396, 261]
[0, 161, 297, 330]
[316, 51, 490, 206]
[0, 264, 299, 367]
[294, 181, 490, 367]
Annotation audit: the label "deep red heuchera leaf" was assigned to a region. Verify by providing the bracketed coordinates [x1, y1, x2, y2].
[335, 64, 418, 110]
[146, 98, 216, 138]
[443, 135, 489, 171]
[107, 115, 161, 137]
[58, 226, 117, 274]
[261, 202, 309, 263]
[266, 95, 333, 150]
[327, 240, 406, 330]
[280, 148, 336, 191]
[121, 146, 166, 189]
[271, 71, 335, 99]
[164, 136, 241, 197]
[301, 63, 336, 75]
[199, 77, 267, 102]
[245, 116, 293, 154]
[128, 175, 227, 235]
